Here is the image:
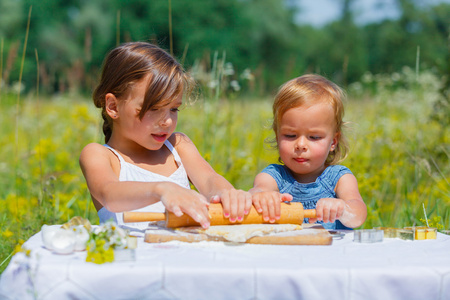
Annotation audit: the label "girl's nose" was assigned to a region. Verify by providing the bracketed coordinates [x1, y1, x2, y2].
[295, 137, 307, 151]
[159, 111, 173, 127]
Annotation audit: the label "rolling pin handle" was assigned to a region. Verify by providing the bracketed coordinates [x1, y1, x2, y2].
[303, 209, 316, 219]
[123, 212, 166, 223]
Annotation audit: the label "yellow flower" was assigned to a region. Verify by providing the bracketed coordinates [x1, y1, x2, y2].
[13, 239, 31, 257]
[5, 194, 38, 218]
[2, 230, 14, 238]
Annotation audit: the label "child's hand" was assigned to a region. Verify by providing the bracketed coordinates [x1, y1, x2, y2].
[160, 184, 210, 229]
[309, 198, 346, 224]
[252, 192, 293, 223]
[210, 189, 252, 223]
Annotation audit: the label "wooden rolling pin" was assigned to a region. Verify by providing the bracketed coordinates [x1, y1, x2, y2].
[123, 202, 316, 228]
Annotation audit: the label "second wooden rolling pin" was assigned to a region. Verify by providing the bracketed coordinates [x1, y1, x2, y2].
[123, 202, 316, 228]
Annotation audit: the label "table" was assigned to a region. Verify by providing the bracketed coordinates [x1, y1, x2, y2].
[1, 228, 449, 300]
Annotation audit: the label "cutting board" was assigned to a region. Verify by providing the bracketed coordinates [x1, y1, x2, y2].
[144, 224, 332, 245]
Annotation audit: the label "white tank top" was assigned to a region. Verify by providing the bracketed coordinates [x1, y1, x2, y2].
[97, 140, 190, 232]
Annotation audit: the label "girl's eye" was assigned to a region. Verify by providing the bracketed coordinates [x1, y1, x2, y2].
[284, 134, 296, 138]
[171, 108, 180, 112]
[310, 136, 321, 140]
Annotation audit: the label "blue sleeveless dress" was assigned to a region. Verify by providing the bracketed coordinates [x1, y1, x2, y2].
[261, 164, 352, 230]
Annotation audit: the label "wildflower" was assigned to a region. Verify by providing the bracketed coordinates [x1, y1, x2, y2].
[13, 239, 31, 257]
[207, 80, 218, 89]
[240, 69, 254, 81]
[230, 80, 241, 92]
[85, 221, 129, 264]
[2, 230, 14, 238]
[223, 63, 235, 76]
[420, 216, 444, 231]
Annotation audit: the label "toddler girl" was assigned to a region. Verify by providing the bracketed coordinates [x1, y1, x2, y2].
[80, 42, 252, 232]
[250, 74, 367, 229]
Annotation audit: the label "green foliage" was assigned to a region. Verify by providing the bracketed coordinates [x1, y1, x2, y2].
[0, 0, 449, 94]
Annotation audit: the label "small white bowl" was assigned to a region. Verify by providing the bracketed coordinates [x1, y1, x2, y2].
[50, 229, 76, 255]
[71, 225, 90, 251]
[41, 225, 60, 251]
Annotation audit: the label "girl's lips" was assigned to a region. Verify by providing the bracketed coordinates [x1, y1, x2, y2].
[294, 158, 308, 163]
[152, 133, 168, 142]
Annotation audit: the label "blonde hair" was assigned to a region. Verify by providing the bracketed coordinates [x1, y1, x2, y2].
[272, 74, 349, 165]
[93, 42, 195, 143]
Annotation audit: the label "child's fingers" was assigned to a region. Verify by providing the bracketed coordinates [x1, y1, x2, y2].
[192, 211, 210, 229]
[171, 206, 184, 217]
[261, 203, 270, 222]
[200, 195, 210, 206]
[218, 194, 231, 220]
[280, 193, 293, 202]
[322, 206, 330, 223]
[274, 197, 281, 221]
[183, 204, 210, 229]
[330, 201, 345, 223]
[228, 194, 238, 223]
[336, 203, 345, 220]
[315, 201, 324, 222]
[329, 205, 339, 223]
[252, 195, 263, 213]
[244, 192, 252, 216]
[308, 217, 317, 223]
[258, 197, 270, 222]
[235, 192, 247, 222]
[210, 195, 221, 204]
[265, 199, 277, 223]
[272, 193, 291, 219]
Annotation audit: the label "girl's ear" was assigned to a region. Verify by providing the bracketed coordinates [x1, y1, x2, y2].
[330, 132, 340, 151]
[105, 93, 119, 119]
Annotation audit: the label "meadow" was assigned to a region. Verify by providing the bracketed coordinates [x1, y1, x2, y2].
[0, 66, 449, 274]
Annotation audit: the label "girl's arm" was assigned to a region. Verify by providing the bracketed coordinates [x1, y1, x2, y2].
[249, 173, 293, 222]
[172, 133, 252, 222]
[79, 143, 210, 228]
[311, 173, 367, 228]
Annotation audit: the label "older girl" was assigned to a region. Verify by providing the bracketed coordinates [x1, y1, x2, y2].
[80, 42, 251, 232]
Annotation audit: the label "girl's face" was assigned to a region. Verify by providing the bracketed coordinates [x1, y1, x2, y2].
[115, 78, 182, 151]
[277, 102, 338, 183]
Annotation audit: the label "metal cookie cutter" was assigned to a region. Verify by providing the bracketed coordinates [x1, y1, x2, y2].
[353, 229, 384, 243]
[328, 230, 345, 240]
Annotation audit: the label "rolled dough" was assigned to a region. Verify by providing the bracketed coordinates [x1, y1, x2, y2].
[177, 224, 302, 243]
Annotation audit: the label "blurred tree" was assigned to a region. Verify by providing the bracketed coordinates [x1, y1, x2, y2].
[428, 3, 450, 134]
[168, 0, 300, 90]
[364, 0, 450, 74]
[318, 0, 367, 85]
[0, 0, 448, 95]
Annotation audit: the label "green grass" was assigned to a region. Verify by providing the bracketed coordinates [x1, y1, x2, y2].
[0, 69, 449, 274]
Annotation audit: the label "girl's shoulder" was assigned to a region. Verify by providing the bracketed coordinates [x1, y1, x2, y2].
[320, 165, 353, 183]
[80, 143, 120, 165]
[262, 164, 286, 173]
[168, 132, 191, 147]
[262, 164, 296, 183]
[80, 142, 111, 158]
[167, 132, 201, 159]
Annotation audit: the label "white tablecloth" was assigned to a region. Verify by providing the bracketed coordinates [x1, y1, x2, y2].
[1, 229, 449, 300]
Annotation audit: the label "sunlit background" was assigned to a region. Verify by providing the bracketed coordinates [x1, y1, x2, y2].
[0, 0, 449, 273]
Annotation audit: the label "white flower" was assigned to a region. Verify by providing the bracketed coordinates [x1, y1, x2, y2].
[241, 69, 254, 81]
[230, 80, 241, 91]
[223, 63, 235, 76]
